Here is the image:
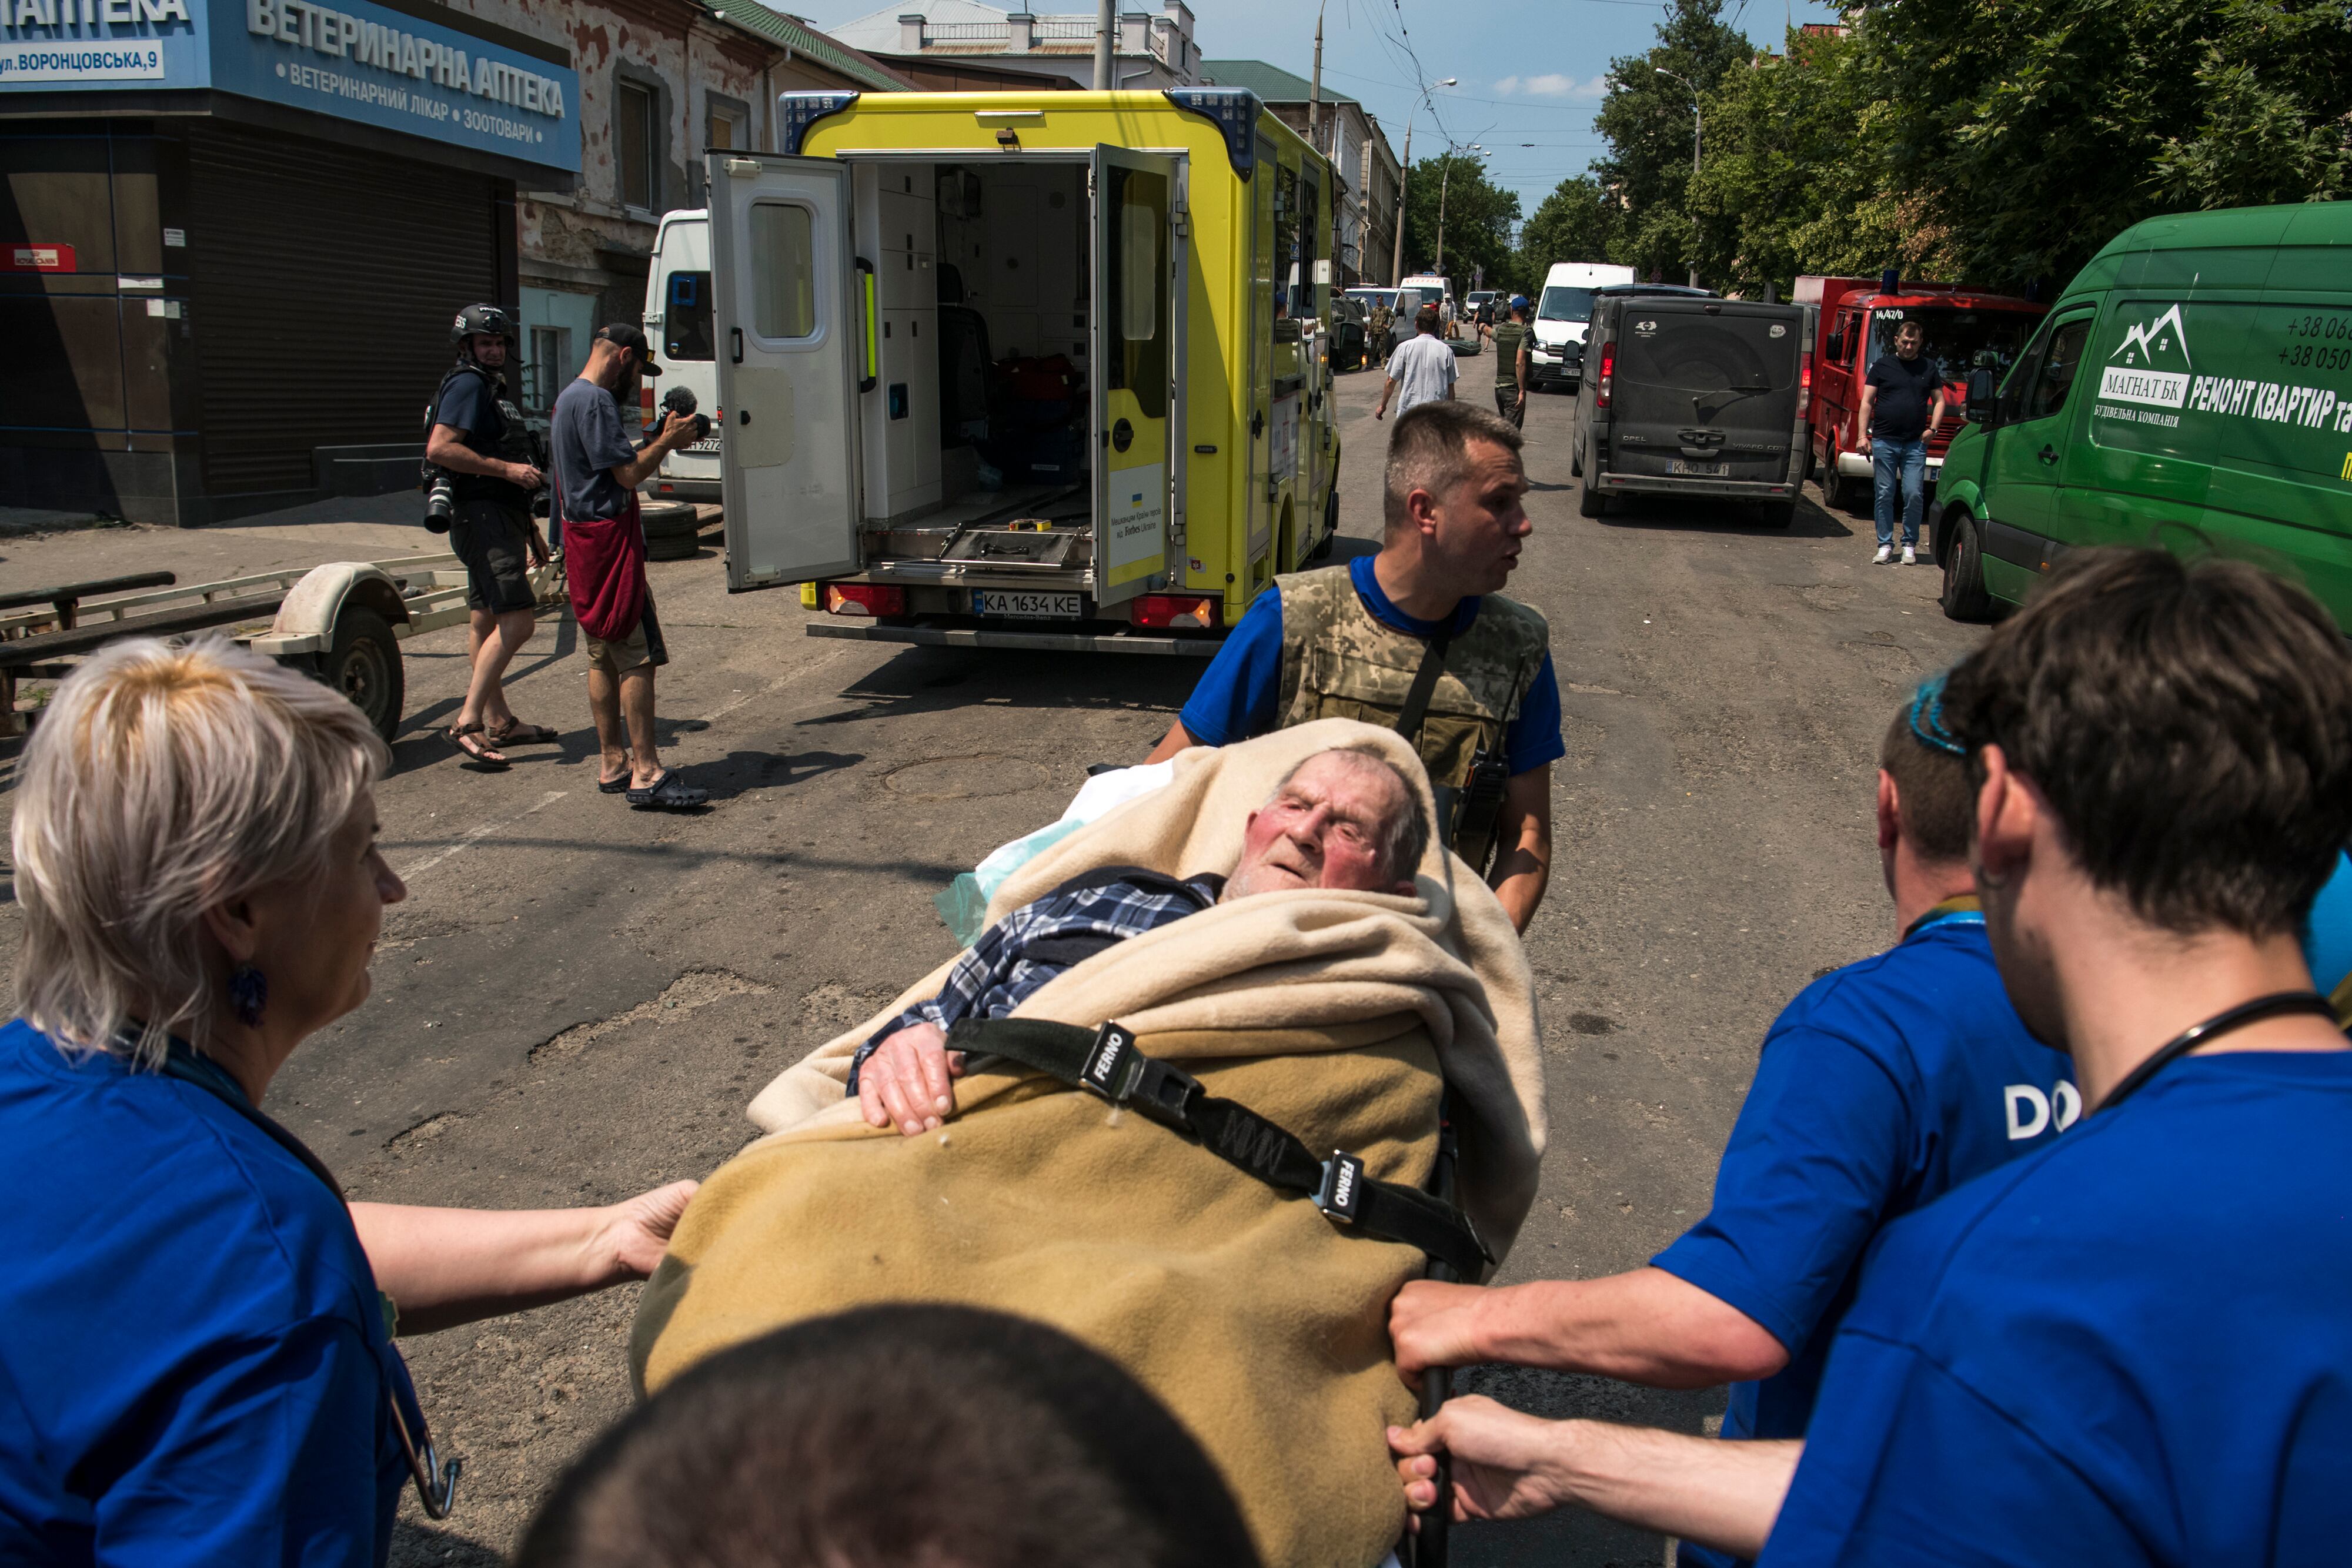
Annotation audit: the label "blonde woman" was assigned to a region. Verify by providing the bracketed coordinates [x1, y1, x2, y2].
[2, 638, 695, 1567]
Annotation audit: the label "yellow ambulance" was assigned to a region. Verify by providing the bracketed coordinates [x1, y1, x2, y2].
[706, 89, 1341, 654]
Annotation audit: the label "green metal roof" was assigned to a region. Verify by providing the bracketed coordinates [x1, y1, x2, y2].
[707, 0, 911, 93]
[1198, 59, 1358, 106]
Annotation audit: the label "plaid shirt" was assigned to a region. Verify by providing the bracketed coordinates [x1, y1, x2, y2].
[847, 869, 1226, 1092]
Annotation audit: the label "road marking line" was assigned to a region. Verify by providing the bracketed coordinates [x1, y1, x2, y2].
[400, 790, 567, 879]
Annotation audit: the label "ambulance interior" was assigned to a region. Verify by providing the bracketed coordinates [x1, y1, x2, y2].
[854, 158, 1105, 577]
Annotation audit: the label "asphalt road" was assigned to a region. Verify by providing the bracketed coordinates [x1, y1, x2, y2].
[0, 361, 1983, 1567]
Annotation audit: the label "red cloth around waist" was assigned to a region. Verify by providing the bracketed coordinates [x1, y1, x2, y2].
[563, 494, 646, 643]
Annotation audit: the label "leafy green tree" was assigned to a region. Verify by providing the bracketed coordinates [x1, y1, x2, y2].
[1398, 152, 1524, 295]
[1685, 24, 1943, 296]
[1865, 0, 2352, 287]
[1589, 0, 1754, 282]
[1517, 176, 1622, 279]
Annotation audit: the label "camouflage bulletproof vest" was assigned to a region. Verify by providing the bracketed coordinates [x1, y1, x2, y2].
[1272, 565, 1551, 795]
[1368, 305, 1394, 344]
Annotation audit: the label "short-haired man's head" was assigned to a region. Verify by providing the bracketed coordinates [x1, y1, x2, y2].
[1384, 400, 1525, 539]
[1415, 304, 1441, 335]
[1227, 748, 1430, 900]
[1942, 548, 2352, 937]
[1878, 703, 1975, 864]
[517, 1306, 1260, 1568]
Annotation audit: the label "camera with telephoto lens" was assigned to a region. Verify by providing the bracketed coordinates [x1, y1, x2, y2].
[423, 469, 455, 533]
[660, 384, 711, 444]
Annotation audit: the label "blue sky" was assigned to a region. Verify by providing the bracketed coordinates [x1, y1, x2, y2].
[797, 0, 1847, 223]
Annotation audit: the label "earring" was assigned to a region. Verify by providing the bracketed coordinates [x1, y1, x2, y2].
[227, 965, 268, 1028]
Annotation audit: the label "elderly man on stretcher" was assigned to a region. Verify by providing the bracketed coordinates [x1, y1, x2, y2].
[633, 720, 1546, 1568]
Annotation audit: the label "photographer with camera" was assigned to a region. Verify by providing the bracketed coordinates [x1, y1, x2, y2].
[551, 325, 707, 811]
[424, 304, 558, 768]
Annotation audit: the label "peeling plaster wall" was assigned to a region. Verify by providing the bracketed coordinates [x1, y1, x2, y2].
[439, 0, 861, 327]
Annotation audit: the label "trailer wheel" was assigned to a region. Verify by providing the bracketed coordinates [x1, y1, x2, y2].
[327, 605, 403, 743]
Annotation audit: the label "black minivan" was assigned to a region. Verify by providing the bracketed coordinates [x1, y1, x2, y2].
[1569, 287, 1815, 526]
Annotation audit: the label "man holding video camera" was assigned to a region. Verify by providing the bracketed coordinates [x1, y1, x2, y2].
[425, 303, 556, 767]
[550, 324, 707, 811]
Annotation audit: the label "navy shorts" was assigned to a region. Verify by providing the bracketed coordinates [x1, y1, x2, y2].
[450, 501, 536, 613]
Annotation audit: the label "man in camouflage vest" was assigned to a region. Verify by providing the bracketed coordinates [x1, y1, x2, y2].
[1367, 297, 1395, 366]
[1148, 401, 1561, 931]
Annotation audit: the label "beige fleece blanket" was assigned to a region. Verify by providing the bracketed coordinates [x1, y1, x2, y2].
[634, 720, 1545, 1568]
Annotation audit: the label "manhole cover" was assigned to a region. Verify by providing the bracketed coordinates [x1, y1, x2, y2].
[884, 754, 1048, 800]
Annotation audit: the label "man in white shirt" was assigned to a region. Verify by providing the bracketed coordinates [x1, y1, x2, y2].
[1375, 306, 1458, 422]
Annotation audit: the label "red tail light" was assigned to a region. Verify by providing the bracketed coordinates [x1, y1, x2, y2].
[1131, 594, 1218, 630]
[1595, 345, 1615, 409]
[1799, 358, 1812, 420]
[824, 583, 906, 616]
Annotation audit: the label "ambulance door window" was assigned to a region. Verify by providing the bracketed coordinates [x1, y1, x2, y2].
[749, 204, 816, 340]
[1107, 165, 1168, 421]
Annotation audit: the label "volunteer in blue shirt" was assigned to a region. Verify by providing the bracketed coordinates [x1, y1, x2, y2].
[1389, 684, 2073, 1567]
[1145, 399, 1563, 930]
[0, 637, 697, 1568]
[1389, 549, 2352, 1566]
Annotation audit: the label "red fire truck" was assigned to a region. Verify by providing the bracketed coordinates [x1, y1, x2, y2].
[1793, 274, 2047, 512]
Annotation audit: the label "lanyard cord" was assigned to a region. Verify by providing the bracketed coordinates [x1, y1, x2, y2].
[2096, 991, 2339, 1115]
[1901, 894, 1983, 942]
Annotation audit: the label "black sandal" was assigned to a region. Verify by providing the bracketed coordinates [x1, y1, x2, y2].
[597, 750, 634, 793]
[625, 768, 709, 810]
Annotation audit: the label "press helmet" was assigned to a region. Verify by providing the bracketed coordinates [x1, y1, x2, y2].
[449, 303, 515, 354]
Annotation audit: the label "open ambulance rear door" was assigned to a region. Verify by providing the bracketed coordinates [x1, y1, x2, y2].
[1090, 145, 1183, 609]
[707, 151, 864, 592]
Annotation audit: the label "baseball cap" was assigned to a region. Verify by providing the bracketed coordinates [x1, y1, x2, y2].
[595, 323, 663, 376]
[1509, 295, 1531, 310]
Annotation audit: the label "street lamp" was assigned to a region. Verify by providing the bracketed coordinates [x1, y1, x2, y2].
[1389, 78, 1456, 286]
[1656, 66, 1701, 288]
[1433, 143, 1490, 283]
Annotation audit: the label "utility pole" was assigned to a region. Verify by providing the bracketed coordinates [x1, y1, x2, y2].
[1656, 66, 1702, 288]
[1387, 79, 1453, 287]
[1094, 0, 1112, 89]
[1307, 0, 1323, 159]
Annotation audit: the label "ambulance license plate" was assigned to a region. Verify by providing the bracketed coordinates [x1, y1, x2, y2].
[974, 590, 1080, 620]
[1669, 459, 1726, 476]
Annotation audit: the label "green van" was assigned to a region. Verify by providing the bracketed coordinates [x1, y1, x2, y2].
[1932, 202, 2352, 627]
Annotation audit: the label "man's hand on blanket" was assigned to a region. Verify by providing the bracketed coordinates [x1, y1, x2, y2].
[858, 1022, 969, 1136]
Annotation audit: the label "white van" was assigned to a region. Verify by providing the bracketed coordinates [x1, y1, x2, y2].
[640, 210, 725, 502]
[1400, 272, 1455, 335]
[1531, 262, 1635, 390]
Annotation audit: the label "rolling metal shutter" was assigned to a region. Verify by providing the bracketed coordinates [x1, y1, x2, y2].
[186, 119, 505, 498]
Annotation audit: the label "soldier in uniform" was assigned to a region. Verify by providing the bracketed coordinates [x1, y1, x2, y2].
[1147, 400, 1560, 931]
[1491, 295, 1532, 429]
[1367, 295, 1396, 366]
[424, 303, 555, 767]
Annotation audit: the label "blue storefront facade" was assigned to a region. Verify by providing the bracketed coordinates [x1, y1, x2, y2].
[1, 0, 580, 522]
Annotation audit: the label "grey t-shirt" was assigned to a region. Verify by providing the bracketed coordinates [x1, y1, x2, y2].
[550, 377, 642, 521]
[1386, 333, 1458, 416]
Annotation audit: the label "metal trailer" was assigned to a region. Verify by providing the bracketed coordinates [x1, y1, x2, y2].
[1, 553, 564, 742]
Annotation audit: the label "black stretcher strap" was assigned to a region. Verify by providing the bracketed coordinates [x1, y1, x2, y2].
[947, 1017, 1490, 1279]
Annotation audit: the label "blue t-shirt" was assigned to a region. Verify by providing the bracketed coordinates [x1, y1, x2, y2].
[1762, 1049, 2352, 1567]
[1178, 553, 1566, 777]
[550, 376, 643, 523]
[1654, 909, 2074, 1568]
[0, 1018, 408, 1567]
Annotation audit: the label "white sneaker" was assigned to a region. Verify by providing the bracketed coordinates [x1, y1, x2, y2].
[1873, 544, 1893, 564]
[1902, 545, 1917, 566]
